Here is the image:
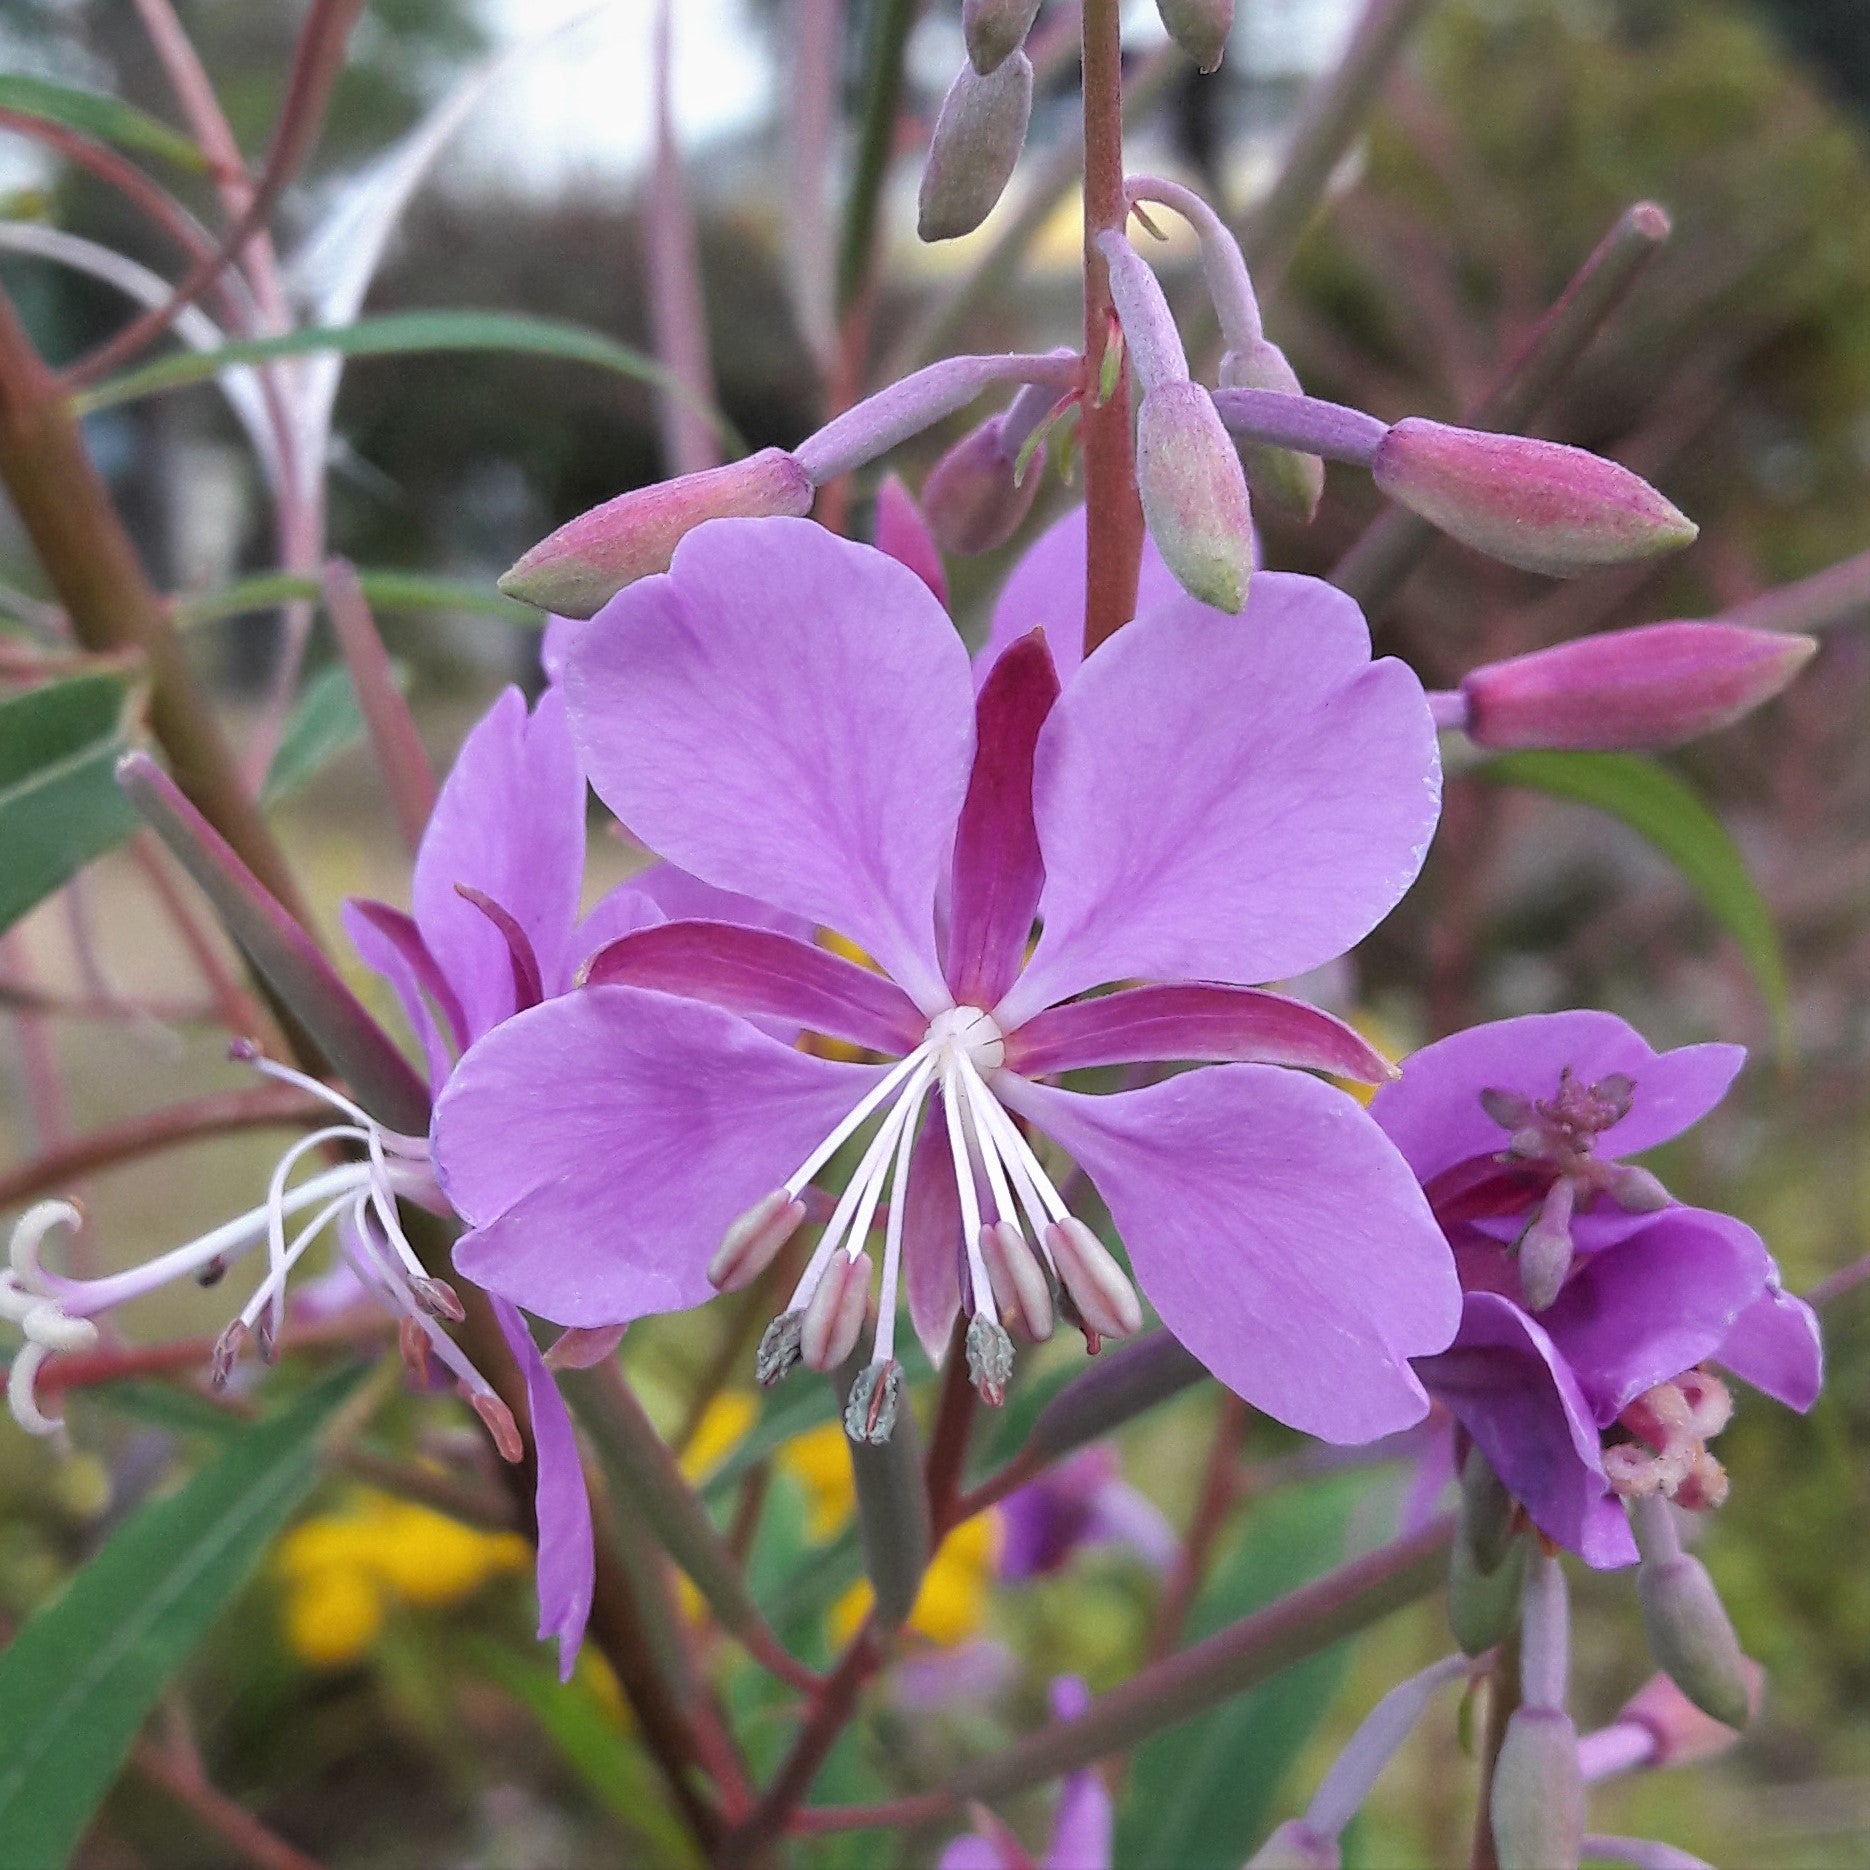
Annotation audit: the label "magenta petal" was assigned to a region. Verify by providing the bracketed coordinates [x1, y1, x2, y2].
[573, 883, 664, 963]
[981, 503, 1183, 688]
[874, 474, 948, 605]
[1417, 1293, 1636, 1569]
[582, 919, 925, 1053]
[342, 898, 466, 1090]
[566, 517, 975, 1010]
[905, 1097, 965, 1366]
[1004, 982, 1394, 1081]
[946, 630, 1060, 1007]
[414, 686, 586, 1041]
[1370, 1011, 1744, 1185]
[437, 986, 882, 1326]
[1717, 1281, 1822, 1411]
[1002, 575, 1440, 1025]
[1541, 1209, 1771, 1424]
[622, 861, 813, 942]
[490, 1298, 594, 1680]
[1000, 1067, 1460, 1443]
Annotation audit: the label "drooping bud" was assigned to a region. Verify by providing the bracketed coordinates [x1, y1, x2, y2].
[1457, 622, 1816, 751]
[918, 53, 1034, 243]
[1628, 1493, 1751, 1729]
[1045, 1217, 1145, 1342]
[1220, 339, 1326, 519]
[844, 1358, 905, 1445]
[1514, 1175, 1576, 1311]
[872, 474, 947, 604]
[499, 449, 814, 618]
[711, 1188, 808, 1292]
[1491, 1708, 1586, 1870]
[800, 1253, 872, 1372]
[963, 0, 1042, 72]
[965, 1312, 1016, 1406]
[981, 1220, 1054, 1342]
[1370, 419, 1698, 577]
[1156, 0, 1236, 72]
[756, 1309, 805, 1388]
[1136, 380, 1255, 613]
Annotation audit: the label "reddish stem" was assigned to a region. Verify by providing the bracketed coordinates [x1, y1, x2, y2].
[132, 1738, 324, 1870]
[923, 1314, 978, 1525]
[1149, 1392, 1250, 1658]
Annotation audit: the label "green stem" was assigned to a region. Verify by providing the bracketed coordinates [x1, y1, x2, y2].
[835, 0, 920, 316]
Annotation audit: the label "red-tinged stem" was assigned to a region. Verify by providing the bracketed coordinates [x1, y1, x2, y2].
[1149, 1392, 1250, 1658]
[132, 1737, 324, 1870]
[0, 1085, 324, 1211]
[1079, 0, 1145, 658]
[923, 1313, 977, 1525]
[31, 1312, 389, 1395]
[791, 1791, 958, 1835]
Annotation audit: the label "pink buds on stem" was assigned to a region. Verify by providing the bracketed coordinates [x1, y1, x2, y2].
[919, 53, 1034, 242]
[963, 0, 1042, 73]
[499, 448, 814, 618]
[1136, 381, 1256, 612]
[922, 369, 1067, 554]
[1156, 0, 1236, 73]
[1220, 339, 1327, 519]
[1371, 419, 1697, 577]
[1450, 622, 1817, 751]
[1628, 1494, 1752, 1730]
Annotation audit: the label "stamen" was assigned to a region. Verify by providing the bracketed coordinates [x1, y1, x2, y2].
[799, 1252, 871, 1372]
[940, 1059, 998, 1331]
[711, 1189, 808, 1292]
[757, 1311, 805, 1387]
[782, 1045, 932, 1199]
[1045, 1216, 1144, 1342]
[844, 1357, 903, 1445]
[868, 1073, 927, 1371]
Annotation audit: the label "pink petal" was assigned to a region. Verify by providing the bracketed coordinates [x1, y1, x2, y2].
[905, 1095, 965, 1366]
[582, 920, 925, 1053]
[1370, 1012, 1745, 1186]
[414, 686, 587, 1042]
[342, 898, 466, 1090]
[981, 502, 1184, 688]
[436, 986, 882, 1326]
[999, 575, 1439, 1026]
[874, 473, 948, 605]
[999, 1066, 1460, 1443]
[1003, 982, 1394, 1081]
[1717, 1281, 1822, 1411]
[566, 517, 975, 1010]
[946, 630, 1059, 1007]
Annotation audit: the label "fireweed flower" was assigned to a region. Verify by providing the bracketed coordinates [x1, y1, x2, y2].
[435, 515, 1458, 1445]
[1370, 1011, 1823, 1567]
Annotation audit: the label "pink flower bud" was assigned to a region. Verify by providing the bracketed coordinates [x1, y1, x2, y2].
[1615, 1663, 1762, 1768]
[1156, 0, 1236, 73]
[1459, 622, 1816, 751]
[918, 53, 1033, 243]
[873, 474, 947, 604]
[499, 449, 814, 618]
[1637, 1553, 1750, 1729]
[1135, 380, 1255, 613]
[922, 415, 1044, 555]
[963, 0, 1042, 72]
[1490, 1708, 1585, 1870]
[1371, 419, 1698, 577]
[1220, 338, 1325, 520]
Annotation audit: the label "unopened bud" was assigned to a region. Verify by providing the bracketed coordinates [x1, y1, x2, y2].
[756, 1309, 804, 1388]
[1629, 1494, 1750, 1729]
[963, 0, 1042, 72]
[1136, 381, 1254, 613]
[966, 1312, 1016, 1406]
[844, 1358, 905, 1445]
[1045, 1217, 1145, 1342]
[800, 1254, 872, 1372]
[1371, 419, 1697, 578]
[1247, 1820, 1338, 1870]
[1156, 0, 1236, 72]
[918, 53, 1033, 243]
[711, 1189, 807, 1292]
[1450, 1522, 1527, 1657]
[981, 1220, 1054, 1342]
[924, 416, 1043, 555]
[1490, 1707, 1585, 1870]
[872, 474, 947, 603]
[1460, 1446, 1518, 1576]
[498, 449, 814, 617]
[1220, 339, 1325, 519]
[1459, 622, 1815, 751]
[1515, 1176, 1576, 1311]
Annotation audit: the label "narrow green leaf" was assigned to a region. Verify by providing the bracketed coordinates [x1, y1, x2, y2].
[75, 310, 742, 451]
[173, 567, 537, 630]
[0, 1363, 366, 1870]
[0, 672, 141, 936]
[262, 660, 410, 805]
[0, 76, 207, 174]
[1118, 1476, 1365, 1869]
[1478, 750, 1791, 1050]
[83, 1380, 242, 1443]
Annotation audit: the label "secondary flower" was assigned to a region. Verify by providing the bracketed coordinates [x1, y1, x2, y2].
[436, 515, 1459, 1446]
[1370, 1011, 1823, 1567]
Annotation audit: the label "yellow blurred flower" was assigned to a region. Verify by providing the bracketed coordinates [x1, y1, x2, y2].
[276, 1493, 531, 1670]
[830, 1511, 1003, 1650]
[1336, 1008, 1407, 1108]
[681, 1390, 760, 1483]
[778, 1417, 858, 1542]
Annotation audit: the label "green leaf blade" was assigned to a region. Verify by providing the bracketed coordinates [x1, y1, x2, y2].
[0, 1363, 366, 1870]
[0, 76, 207, 174]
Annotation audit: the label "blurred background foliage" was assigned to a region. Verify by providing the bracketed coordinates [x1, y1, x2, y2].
[1, 0, 1867, 1864]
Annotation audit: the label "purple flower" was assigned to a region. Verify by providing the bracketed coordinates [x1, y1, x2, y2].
[998, 1445, 1176, 1580]
[435, 514, 1458, 1445]
[1370, 1012, 1823, 1568]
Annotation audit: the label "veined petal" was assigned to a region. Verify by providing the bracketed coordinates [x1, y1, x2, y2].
[414, 685, 586, 1040]
[582, 920, 925, 1053]
[1000, 575, 1440, 1026]
[999, 1066, 1460, 1443]
[980, 503, 1184, 688]
[1541, 1208, 1771, 1424]
[1717, 1280, 1822, 1411]
[491, 1297, 594, 1680]
[342, 898, 466, 1091]
[946, 629, 1059, 1007]
[436, 986, 883, 1326]
[623, 860, 816, 942]
[568, 517, 975, 1010]
[1370, 1012, 1745, 1185]
[1417, 1292, 1636, 1569]
[1003, 982, 1394, 1081]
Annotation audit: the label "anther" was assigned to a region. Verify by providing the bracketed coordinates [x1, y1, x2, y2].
[472, 1391, 525, 1463]
[756, 1310, 805, 1388]
[398, 1315, 435, 1387]
[1045, 1217, 1144, 1341]
[800, 1254, 871, 1372]
[981, 1220, 1053, 1342]
[1514, 1177, 1576, 1311]
[844, 1359, 904, 1445]
[545, 1323, 627, 1372]
[209, 1319, 247, 1389]
[711, 1189, 807, 1292]
[965, 1314, 1016, 1407]
[411, 1275, 467, 1323]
